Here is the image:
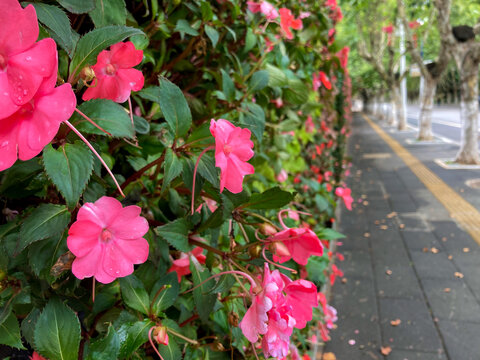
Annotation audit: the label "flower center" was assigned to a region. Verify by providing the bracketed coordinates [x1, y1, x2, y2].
[19, 101, 34, 115]
[100, 228, 113, 242]
[223, 144, 233, 155]
[105, 63, 117, 76]
[0, 53, 6, 71]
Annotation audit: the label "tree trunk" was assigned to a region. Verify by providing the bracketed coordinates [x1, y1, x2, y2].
[455, 59, 480, 164]
[418, 76, 437, 141]
[393, 85, 407, 130]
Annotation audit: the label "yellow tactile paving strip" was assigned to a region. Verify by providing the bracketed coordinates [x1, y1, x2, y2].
[363, 114, 480, 245]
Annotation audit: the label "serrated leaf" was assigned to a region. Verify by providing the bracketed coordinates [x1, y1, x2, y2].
[197, 154, 219, 187]
[43, 142, 93, 209]
[133, 115, 150, 134]
[162, 149, 183, 193]
[69, 25, 144, 78]
[284, 78, 309, 104]
[34, 299, 81, 360]
[56, 0, 94, 13]
[241, 187, 294, 210]
[221, 69, 235, 102]
[190, 257, 216, 322]
[265, 64, 288, 87]
[119, 275, 150, 315]
[155, 218, 190, 252]
[319, 228, 345, 240]
[73, 99, 134, 138]
[157, 336, 181, 360]
[89, 0, 127, 27]
[240, 102, 265, 143]
[21, 308, 41, 348]
[150, 272, 179, 315]
[18, 204, 70, 253]
[86, 325, 120, 360]
[174, 19, 199, 37]
[248, 70, 269, 92]
[29, 3, 76, 56]
[204, 25, 219, 47]
[117, 320, 153, 359]
[0, 311, 25, 349]
[158, 77, 192, 138]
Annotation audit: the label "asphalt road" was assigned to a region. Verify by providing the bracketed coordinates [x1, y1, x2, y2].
[406, 104, 466, 144]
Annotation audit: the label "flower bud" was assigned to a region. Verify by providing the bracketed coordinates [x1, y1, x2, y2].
[259, 223, 277, 236]
[248, 245, 262, 258]
[80, 66, 95, 83]
[153, 326, 169, 346]
[271, 241, 290, 257]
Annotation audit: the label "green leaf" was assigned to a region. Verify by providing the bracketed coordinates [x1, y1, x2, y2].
[155, 218, 191, 252]
[241, 187, 295, 210]
[221, 69, 235, 102]
[319, 228, 346, 240]
[248, 70, 269, 92]
[265, 64, 288, 87]
[30, 3, 76, 56]
[133, 115, 150, 134]
[158, 77, 192, 138]
[119, 275, 150, 315]
[197, 154, 219, 187]
[18, 204, 70, 253]
[69, 25, 144, 78]
[162, 149, 183, 193]
[56, 0, 95, 13]
[190, 257, 216, 322]
[21, 308, 41, 348]
[200, 1, 213, 21]
[150, 272, 179, 315]
[86, 325, 120, 360]
[43, 142, 94, 209]
[240, 102, 265, 143]
[244, 28, 256, 52]
[284, 78, 309, 104]
[117, 320, 153, 359]
[89, 0, 127, 27]
[73, 99, 135, 138]
[174, 19, 199, 37]
[204, 25, 219, 47]
[34, 299, 81, 360]
[0, 311, 25, 349]
[157, 337, 181, 360]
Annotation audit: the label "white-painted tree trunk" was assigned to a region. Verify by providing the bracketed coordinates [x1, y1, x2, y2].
[393, 85, 407, 130]
[389, 97, 397, 126]
[418, 76, 437, 141]
[456, 62, 480, 164]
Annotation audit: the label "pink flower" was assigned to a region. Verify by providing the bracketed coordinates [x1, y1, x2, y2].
[329, 264, 344, 286]
[284, 279, 318, 328]
[299, 11, 311, 19]
[154, 325, 169, 345]
[269, 228, 324, 266]
[312, 73, 321, 92]
[279, 8, 303, 39]
[335, 186, 353, 210]
[67, 196, 149, 284]
[276, 169, 288, 182]
[82, 42, 144, 103]
[305, 115, 315, 133]
[210, 119, 254, 193]
[247, 1, 279, 20]
[0, 1, 58, 118]
[262, 305, 295, 358]
[337, 47, 350, 69]
[271, 97, 284, 108]
[30, 352, 46, 360]
[0, 75, 76, 171]
[168, 247, 206, 282]
[319, 72, 332, 90]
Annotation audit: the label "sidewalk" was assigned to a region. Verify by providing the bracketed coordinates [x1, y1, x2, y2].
[324, 113, 480, 360]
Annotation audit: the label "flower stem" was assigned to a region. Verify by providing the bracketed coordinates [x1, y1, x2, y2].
[191, 145, 215, 215]
[181, 270, 257, 295]
[278, 209, 312, 230]
[64, 120, 125, 197]
[262, 247, 297, 274]
[189, 237, 225, 257]
[167, 328, 198, 345]
[75, 108, 112, 136]
[148, 327, 165, 360]
[128, 96, 139, 146]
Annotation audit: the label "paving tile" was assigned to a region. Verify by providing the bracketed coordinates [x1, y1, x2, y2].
[374, 263, 423, 299]
[401, 231, 441, 251]
[378, 298, 443, 352]
[340, 250, 374, 279]
[330, 277, 378, 318]
[421, 279, 480, 322]
[437, 320, 480, 360]
[386, 349, 447, 360]
[410, 250, 458, 280]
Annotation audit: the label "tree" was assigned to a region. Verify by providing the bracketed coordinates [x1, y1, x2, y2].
[435, 0, 480, 163]
[397, 0, 450, 141]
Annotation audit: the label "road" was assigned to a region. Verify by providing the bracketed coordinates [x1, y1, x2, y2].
[406, 104, 467, 144]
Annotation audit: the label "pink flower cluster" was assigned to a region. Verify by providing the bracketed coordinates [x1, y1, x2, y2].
[0, 0, 76, 171]
[312, 71, 332, 91]
[247, 1, 279, 20]
[240, 264, 318, 358]
[335, 186, 353, 210]
[168, 247, 206, 282]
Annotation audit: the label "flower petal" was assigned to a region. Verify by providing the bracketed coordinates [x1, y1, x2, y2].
[109, 205, 149, 239]
[0, 4, 38, 56]
[67, 220, 102, 257]
[111, 42, 143, 68]
[102, 241, 135, 278]
[116, 68, 144, 92]
[0, 115, 19, 171]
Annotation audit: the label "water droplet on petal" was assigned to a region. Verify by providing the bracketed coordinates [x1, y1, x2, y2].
[25, 56, 32, 61]
[3, 92, 8, 96]
[129, 82, 135, 86]
[18, 75, 23, 80]
[23, 90, 27, 95]
[1, 141, 9, 147]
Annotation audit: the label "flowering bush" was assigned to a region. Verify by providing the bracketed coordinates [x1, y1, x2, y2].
[0, 0, 351, 359]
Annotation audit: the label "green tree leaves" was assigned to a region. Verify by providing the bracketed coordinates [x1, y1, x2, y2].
[43, 142, 93, 209]
[34, 299, 81, 360]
